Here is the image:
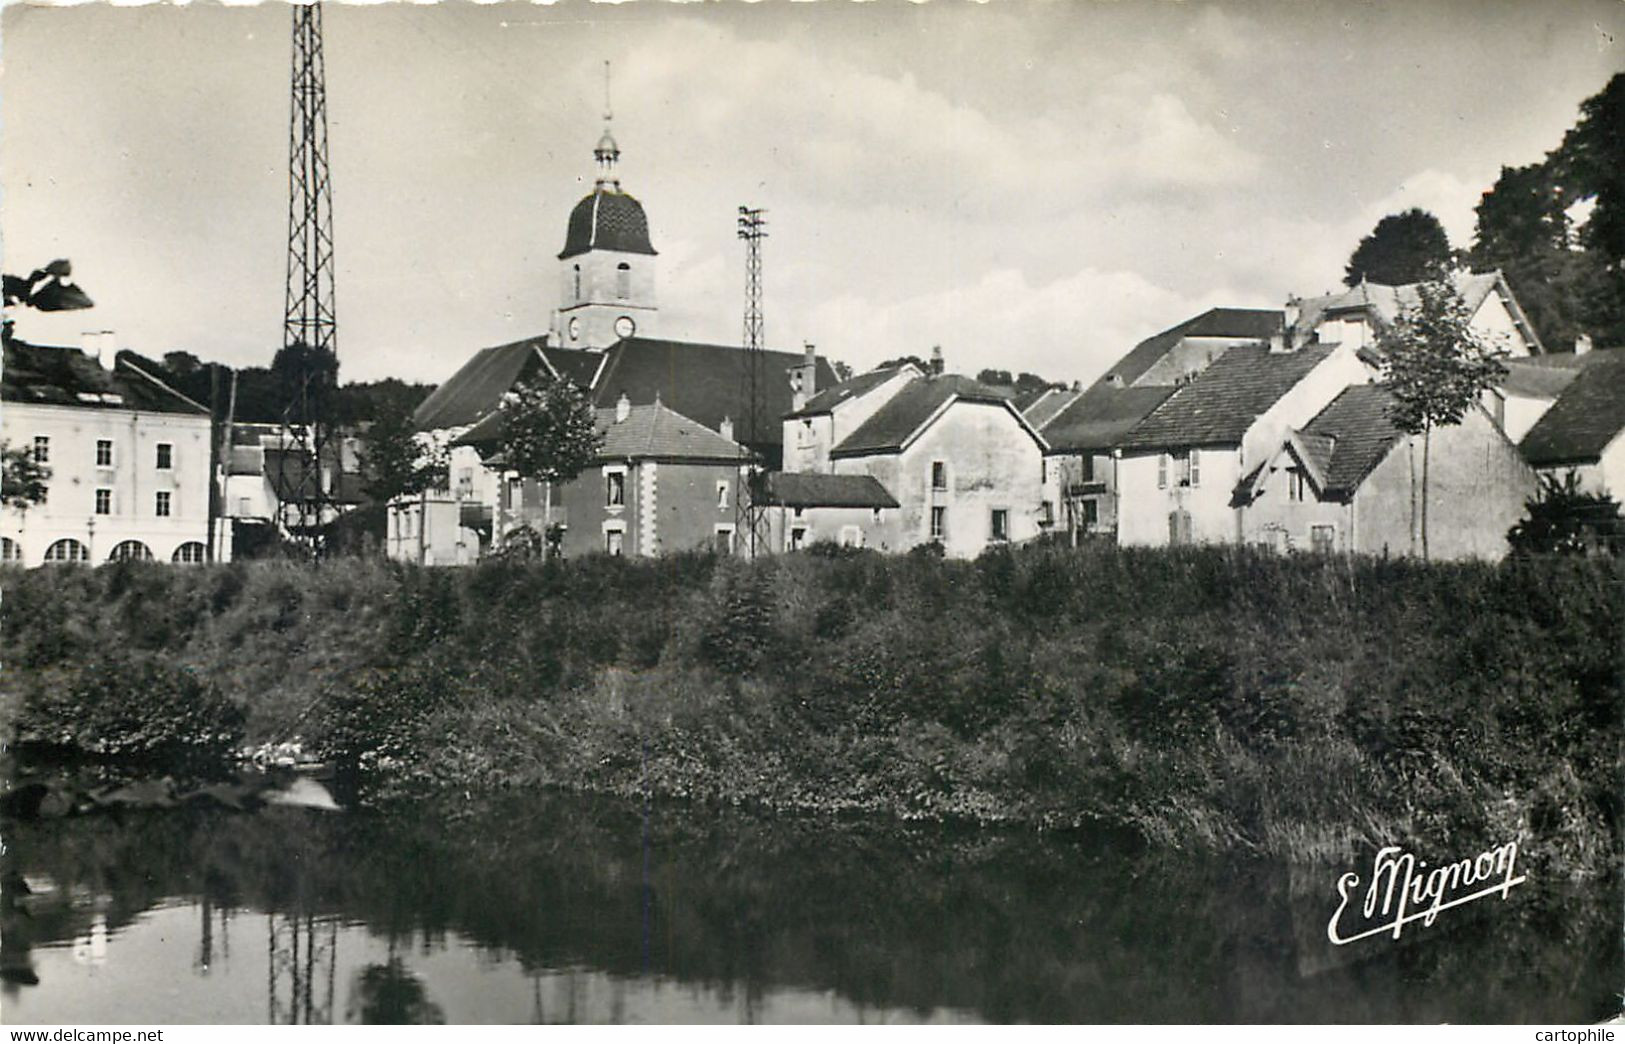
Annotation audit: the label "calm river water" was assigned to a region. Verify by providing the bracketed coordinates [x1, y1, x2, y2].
[1, 790, 1617, 1024]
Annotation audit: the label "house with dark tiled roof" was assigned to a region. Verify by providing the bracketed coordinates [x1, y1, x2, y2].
[1098, 307, 1287, 389]
[768, 369, 1046, 557]
[390, 396, 752, 563]
[1519, 349, 1625, 497]
[2, 334, 217, 565]
[1235, 383, 1536, 560]
[1112, 340, 1371, 547]
[1035, 383, 1177, 538]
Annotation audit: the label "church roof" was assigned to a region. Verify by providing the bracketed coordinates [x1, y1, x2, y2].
[411, 337, 547, 431]
[590, 337, 839, 451]
[559, 189, 657, 261]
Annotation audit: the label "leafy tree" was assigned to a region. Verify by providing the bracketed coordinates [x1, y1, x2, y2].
[876, 355, 929, 372]
[1344, 208, 1453, 288]
[496, 372, 603, 548]
[1378, 275, 1509, 560]
[271, 342, 339, 425]
[1, 442, 50, 511]
[360, 403, 447, 504]
[1507, 471, 1625, 556]
[978, 368, 1015, 387]
[1553, 72, 1625, 266]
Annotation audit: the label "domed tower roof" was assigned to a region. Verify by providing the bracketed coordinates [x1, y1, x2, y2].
[559, 59, 657, 261]
[559, 190, 657, 260]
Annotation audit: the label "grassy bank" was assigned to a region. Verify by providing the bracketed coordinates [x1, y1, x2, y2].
[2, 545, 1618, 876]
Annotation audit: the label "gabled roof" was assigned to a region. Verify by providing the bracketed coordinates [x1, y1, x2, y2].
[1295, 270, 1543, 353]
[452, 399, 747, 465]
[761, 472, 899, 509]
[1040, 383, 1176, 454]
[1298, 383, 1408, 498]
[830, 374, 1036, 458]
[785, 365, 914, 419]
[1022, 387, 1082, 429]
[1500, 351, 1608, 399]
[1117, 344, 1336, 452]
[2, 339, 208, 416]
[412, 337, 548, 431]
[1519, 352, 1625, 467]
[590, 337, 839, 449]
[1100, 307, 1285, 387]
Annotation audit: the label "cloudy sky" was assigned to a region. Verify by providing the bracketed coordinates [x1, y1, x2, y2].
[3, 1, 1621, 387]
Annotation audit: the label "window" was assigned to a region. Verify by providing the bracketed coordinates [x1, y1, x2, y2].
[457, 468, 473, 498]
[96, 439, 113, 467]
[95, 489, 113, 515]
[155, 491, 172, 517]
[605, 528, 624, 557]
[109, 540, 153, 562]
[1157, 454, 1168, 490]
[930, 506, 947, 541]
[716, 480, 730, 511]
[509, 476, 524, 508]
[1081, 499, 1099, 529]
[1, 537, 22, 563]
[172, 542, 206, 564]
[32, 436, 49, 464]
[573, 264, 582, 303]
[1288, 468, 1307, 503]
[1310, 524, 1336, 554]
[931, 461, 947, 491]
[616, 262, 631, 300]
[156, 443, 173, 470]
[789, 527, 807, 551]
[44, 538, 88, 563]
[872, 508, 883, 524]
[793, 506, 805, 519]
[714, 526, 735, 555]
[1189, 449, 1201, 488]
[1079, 455, 1095, 483]
[606, 471, 625, 507]
[990, 509, 1009, 543]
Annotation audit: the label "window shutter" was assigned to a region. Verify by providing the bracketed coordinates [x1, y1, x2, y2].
[1189, 449, 1200, 488]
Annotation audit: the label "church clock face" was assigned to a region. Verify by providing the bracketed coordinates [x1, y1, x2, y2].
[567, 317, 581, 341]
[615, 315, 636, 339]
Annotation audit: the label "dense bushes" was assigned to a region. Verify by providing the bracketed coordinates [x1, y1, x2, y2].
[2, 544, 1618, 875]
[11, 652, 244, 771]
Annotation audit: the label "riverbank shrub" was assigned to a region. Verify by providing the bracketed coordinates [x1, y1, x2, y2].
[2, 543, 1618, 877]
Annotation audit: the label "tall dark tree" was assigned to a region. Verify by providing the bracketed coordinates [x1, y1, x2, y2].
[1344, 208, 1453, 288]
[1470, 163, 1586, 349]
[360, 402, 446, 504]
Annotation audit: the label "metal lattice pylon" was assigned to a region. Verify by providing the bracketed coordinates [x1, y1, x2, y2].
[735, 206, 769, 557]
[276, 1, 339, 555]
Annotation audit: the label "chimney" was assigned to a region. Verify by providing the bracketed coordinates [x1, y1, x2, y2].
[1575, 333, 1593, 356]
[930, 345, 944, 376]
[1268, 330, 1289, 353]
[719, 415, 734, 442]
[803, 341, 818, 398]
[81, 329, 116, 369]
[615, 392, 631, 423]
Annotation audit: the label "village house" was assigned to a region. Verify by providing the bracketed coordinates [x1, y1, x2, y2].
[1236, 383, 1537, 560]
[796, 371, 1047, 557]
[1113, 341, 1372, 547]
[1288, 269, 1543, 358]
[1518, 349, 1625, 497]
[2, 335, 216, 565]
[1035, 383, 1176, 540]
[759, 471, 900, 551]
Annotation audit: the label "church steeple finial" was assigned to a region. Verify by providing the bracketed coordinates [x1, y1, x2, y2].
[594, 60, 621, 191]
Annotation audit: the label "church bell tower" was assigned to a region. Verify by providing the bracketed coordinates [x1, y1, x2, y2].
[555, 62, 658, 349]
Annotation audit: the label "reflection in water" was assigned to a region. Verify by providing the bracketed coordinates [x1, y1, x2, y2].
[348, 956, 445, 1026]
[0, 791, 1617, 1024]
